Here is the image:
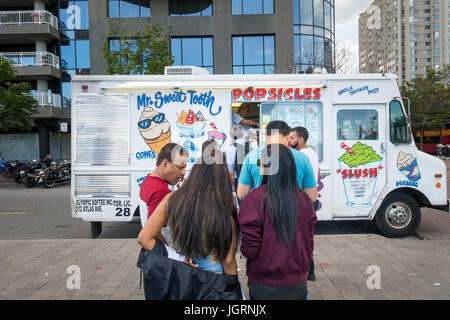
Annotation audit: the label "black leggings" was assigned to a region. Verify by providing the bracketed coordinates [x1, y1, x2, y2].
[249, 281, 308, 300]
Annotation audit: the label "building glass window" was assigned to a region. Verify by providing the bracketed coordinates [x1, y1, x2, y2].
[314, 0, 324, 27]
[232, 0, 274, 15]
[169, 0, 212, 16]
[299, 0, 313, 25]
[109, 0, 151, 18]
[171, 37, 214, 74]
[232, 35, 275, 74]
[60, 0, 90, 108]
[293, 0, 334, 73]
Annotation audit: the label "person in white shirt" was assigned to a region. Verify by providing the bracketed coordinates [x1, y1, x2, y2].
[288, 126, 320, 282]
[289, 127, 319, 185]
[232, 103, 260, 141]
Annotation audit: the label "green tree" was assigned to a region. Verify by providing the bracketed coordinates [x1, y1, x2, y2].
[0, 58, 37, 132]
[400, 66, 450, 150]
[103, 18, 173, 75]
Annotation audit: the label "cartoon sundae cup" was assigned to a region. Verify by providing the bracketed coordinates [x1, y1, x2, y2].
[176, 109, 207, 138]
[397, 152, 421, 181]
[338, 142, 382, 207]
[208, 122, 227, 149]
[138, 107, 171, 156]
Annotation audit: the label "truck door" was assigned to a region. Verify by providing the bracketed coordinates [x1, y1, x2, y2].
[333, 104, 387, 218]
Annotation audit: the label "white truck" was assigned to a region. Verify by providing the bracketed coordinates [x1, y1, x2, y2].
[71, 66, 449, 238]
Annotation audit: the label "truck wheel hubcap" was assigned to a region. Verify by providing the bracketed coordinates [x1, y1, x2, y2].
[385, 202, 412, 229]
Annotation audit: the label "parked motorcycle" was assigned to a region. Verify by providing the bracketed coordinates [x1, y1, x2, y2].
[23, 155, 71, 188]
[0, 157, 12, 179]
[22, 160, 43, 188]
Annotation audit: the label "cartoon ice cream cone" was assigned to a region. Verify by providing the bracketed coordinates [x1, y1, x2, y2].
[138, 107, 171, 156]
[397, 152, 421, 181]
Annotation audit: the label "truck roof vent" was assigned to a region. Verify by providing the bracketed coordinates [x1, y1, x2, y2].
[164, 66, 210, 76]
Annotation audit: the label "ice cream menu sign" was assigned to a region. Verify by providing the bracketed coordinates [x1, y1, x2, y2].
[132, 90, 229, 166]
[336, 142, 384, 207]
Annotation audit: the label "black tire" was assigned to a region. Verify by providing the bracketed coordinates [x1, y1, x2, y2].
[375, 193, 421, 238]
[23, 176, 35, 188]
[91, 222, 102, 238]
[134, 206, 140, 217]
[44, 180, 55, 188]
[14, 176, 22, 184]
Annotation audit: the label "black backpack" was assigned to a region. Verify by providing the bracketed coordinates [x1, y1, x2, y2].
[233, 141, 251, 180]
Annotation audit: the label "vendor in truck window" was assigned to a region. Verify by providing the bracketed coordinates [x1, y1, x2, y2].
[232, 103, 260, 141]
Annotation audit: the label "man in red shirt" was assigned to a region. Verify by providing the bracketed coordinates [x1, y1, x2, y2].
[140, 143, 188, 221]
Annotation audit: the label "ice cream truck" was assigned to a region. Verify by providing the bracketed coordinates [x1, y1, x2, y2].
[71, 66, 449, 238]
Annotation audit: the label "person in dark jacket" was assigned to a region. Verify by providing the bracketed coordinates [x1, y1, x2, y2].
[138, 147, 239, 276]
[238, 144, 317, 300]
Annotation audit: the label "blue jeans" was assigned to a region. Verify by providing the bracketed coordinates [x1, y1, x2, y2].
[193, 256, 224, 274]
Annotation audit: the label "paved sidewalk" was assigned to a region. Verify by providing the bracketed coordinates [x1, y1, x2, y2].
[0, 234, 449, 300]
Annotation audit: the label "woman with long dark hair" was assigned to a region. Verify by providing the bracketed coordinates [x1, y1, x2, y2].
[238, 144, 317, 299]
[138, 148, 239, 275]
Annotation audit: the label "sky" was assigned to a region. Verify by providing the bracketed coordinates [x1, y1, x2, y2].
[334, 0, 374, 62]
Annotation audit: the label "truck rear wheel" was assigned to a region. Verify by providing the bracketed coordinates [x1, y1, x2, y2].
[91, 222, 102, 238]
[375, 193, 421, 238]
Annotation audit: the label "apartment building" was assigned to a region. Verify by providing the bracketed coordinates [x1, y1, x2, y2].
[359, 0, 449, 85]
[0, 0, 70, 160]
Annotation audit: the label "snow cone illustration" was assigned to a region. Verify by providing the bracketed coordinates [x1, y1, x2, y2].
[338, 142, 383, 207]
[138, 107, 171, 156]
[397, 152, 421, 181]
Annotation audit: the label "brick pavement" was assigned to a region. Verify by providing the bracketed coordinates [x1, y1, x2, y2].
[0, 234, 449, 300]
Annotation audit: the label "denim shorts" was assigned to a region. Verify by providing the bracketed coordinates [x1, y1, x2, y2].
[193, 256, 224, 274]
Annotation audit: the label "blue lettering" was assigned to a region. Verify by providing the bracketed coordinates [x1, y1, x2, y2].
[137, 94, 146, 110]
[137, 94, 154, 110]
[136, 151, 156, 160]
[396, 180, 418, 188]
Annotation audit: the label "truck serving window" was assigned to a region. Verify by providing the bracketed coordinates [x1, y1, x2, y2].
[390, 100, 410, 144]
[337, 109, 378, 141]
[260, 102, 323, 161]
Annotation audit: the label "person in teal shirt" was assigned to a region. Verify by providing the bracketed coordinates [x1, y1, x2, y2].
[237, 121, 317, 203]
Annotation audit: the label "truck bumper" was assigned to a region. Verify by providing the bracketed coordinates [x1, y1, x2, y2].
[429, 200, 450, 213]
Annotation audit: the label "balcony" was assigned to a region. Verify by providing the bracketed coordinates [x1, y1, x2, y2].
[31, 91, 61, 108]
[0, 51, 61, 80]
[0, 10, 59, 43]
[30, 92, 71, 119]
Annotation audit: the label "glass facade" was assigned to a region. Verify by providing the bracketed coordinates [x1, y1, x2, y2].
[109, 0, 151, 18]
[60, 0, 90, 108]
[232, 35, 275, 74]
[171, 37, 214, 74]
[232, 0, 274, 15]
[293, 0, 335, 73]
[169, 0, 212, 16]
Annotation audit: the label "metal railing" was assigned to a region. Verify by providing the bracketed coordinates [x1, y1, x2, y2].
[0, 52, 60, 69]
[0, 10, 59, 29]
[30, 91, 62, 108]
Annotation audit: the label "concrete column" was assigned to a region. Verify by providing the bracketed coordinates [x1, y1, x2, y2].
[37, 79, 48, 106]
[151, 0, 169, 16]
[34, 0, 46, 11]
[89, 0, 109, 74]
[38, 125, 50, 157]
[213, 0, 232, 74]
[274, 0, 294, 73]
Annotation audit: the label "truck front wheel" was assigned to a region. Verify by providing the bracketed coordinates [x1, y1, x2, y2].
[375, 193, 421, 238]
